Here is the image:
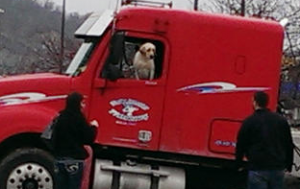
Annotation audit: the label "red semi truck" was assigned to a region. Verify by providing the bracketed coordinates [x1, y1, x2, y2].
[0, 2, 290, 189]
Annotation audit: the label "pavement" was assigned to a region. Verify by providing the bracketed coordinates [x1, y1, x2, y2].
[284, 174, 300, 189]
[291, 128, 300, 178]
[284, 128, 300, 189]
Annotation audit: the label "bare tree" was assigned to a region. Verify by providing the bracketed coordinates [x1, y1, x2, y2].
[41, 32, 62, 72]
[0, 0, 84, 76]
[32, 31, 80, 73]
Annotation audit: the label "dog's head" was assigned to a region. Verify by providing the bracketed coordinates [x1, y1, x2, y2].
[139, 42, 156, 59]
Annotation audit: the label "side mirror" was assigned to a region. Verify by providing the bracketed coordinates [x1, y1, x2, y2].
[108, 32, 125, 65]
[101, 32, 125, 81]
[102, 64, 123, 81]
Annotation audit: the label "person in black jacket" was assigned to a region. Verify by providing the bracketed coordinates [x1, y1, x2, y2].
[236, 91, 294, 189]
[53, 92, 98, 189]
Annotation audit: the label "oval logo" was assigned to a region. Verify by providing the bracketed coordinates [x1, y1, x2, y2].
[109, 98, 150, 122]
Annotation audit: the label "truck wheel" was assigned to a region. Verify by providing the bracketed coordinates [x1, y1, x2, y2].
[0, 148, 54, 189]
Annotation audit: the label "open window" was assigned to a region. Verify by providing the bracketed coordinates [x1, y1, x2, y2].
[101, 32, 164, 81]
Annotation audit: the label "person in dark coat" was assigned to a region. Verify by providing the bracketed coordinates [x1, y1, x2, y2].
[236, 91, 294, 189]
[53, 92, 98, 189]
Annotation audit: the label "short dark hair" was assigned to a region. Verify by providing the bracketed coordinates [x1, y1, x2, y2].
[66, 92, 83, 112]
[254, 91, 269, 108]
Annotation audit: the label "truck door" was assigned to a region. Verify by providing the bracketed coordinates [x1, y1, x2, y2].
[90, 31, 168, 151]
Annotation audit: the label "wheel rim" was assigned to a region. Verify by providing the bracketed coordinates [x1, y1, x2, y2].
[7, 163, 53, 189]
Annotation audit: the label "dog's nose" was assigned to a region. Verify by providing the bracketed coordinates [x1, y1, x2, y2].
[150, 55, 154, 59]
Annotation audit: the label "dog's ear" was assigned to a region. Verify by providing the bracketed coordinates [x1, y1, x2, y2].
[139, 45, 147, 55]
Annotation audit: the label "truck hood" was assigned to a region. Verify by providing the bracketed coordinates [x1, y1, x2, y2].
[0, 73, 72, 106]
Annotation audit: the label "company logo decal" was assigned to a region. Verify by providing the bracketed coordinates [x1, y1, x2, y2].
[177, 82, 269, 94]
[109, 98, 150, 122]
[0, 92, 67, 106]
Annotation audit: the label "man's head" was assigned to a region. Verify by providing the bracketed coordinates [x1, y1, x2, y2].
[253, 91, 269, 110]
[66, 92, 83, 112]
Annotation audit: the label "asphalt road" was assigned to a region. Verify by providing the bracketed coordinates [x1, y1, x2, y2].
[291, 128, 300, 177]
[284, 129, 300, 189]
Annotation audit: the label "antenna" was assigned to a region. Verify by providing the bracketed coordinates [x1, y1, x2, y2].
[121, 0, 173, 8]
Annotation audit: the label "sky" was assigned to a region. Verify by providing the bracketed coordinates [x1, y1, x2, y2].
[47, 0, 193, 15]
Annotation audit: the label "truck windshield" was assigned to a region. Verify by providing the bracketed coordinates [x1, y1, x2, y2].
[65, 42, 95, 76]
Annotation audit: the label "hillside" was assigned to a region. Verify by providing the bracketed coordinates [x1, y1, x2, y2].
[0, 0, 87, 75]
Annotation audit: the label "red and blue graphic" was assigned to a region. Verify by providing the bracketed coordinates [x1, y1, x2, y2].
[177, 82, 269, 94]
[0, 92, 66, 106]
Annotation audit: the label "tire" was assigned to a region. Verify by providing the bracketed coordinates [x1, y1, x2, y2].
[0, 148, 55, 189]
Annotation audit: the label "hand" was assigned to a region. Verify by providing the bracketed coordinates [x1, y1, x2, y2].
[90, 120, 99, 127]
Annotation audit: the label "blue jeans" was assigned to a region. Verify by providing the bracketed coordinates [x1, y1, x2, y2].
[54, 158, 84, 189]
[248, 170, 284, 189]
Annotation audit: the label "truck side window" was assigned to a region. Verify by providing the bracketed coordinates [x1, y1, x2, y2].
[101, 34, 164, 80]
[66, 41, 96, 76]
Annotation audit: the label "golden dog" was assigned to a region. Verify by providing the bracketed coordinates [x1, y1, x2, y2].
[133, 42, 156, 80]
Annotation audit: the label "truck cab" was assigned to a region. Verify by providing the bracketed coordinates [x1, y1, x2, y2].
[0, 4, 287, 189]
[72, 7, 282, 158]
